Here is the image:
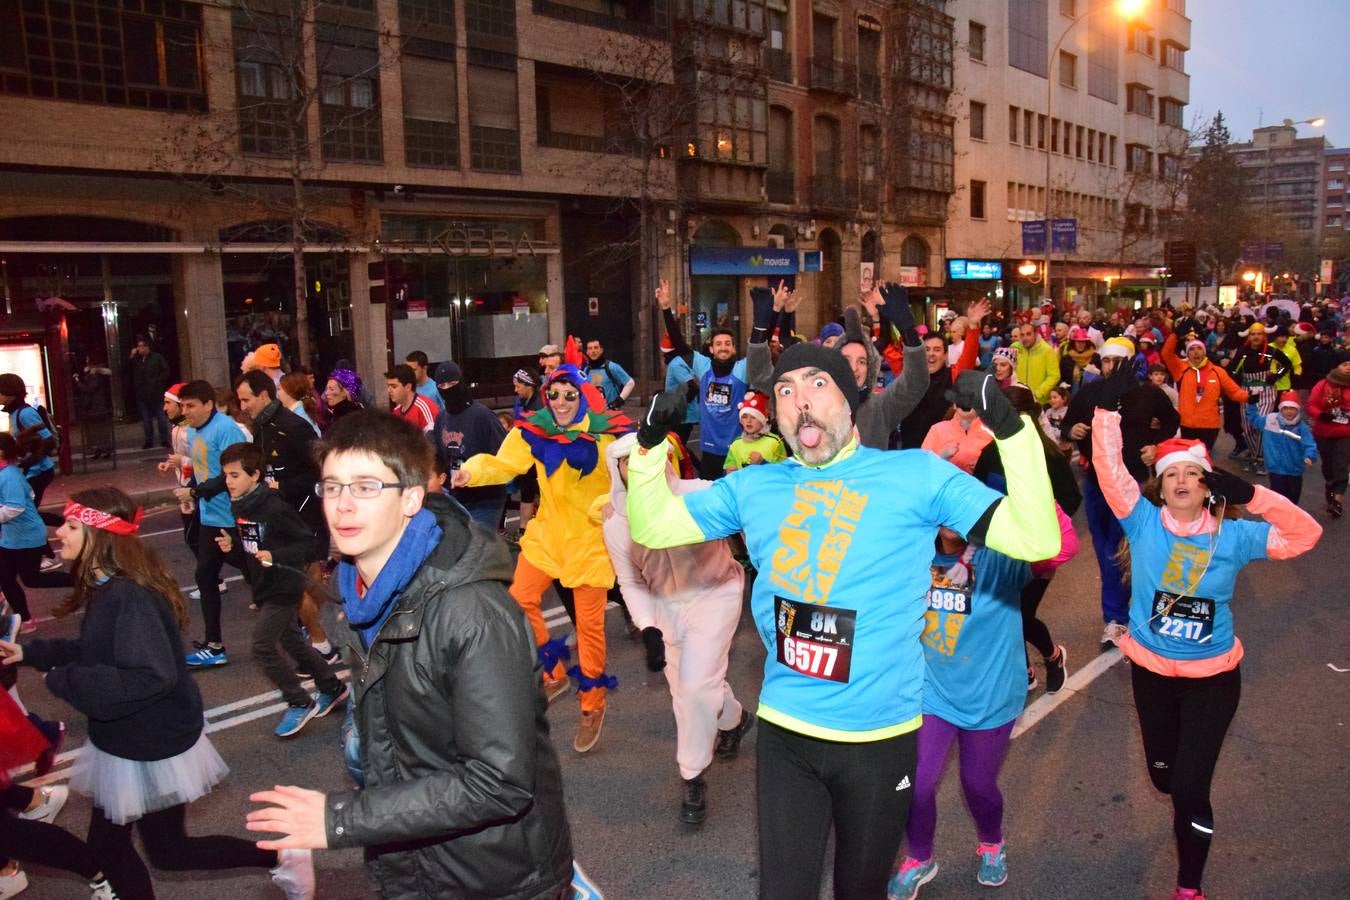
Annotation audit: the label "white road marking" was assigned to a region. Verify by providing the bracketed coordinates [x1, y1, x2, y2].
[1013, 647, 1124, 740]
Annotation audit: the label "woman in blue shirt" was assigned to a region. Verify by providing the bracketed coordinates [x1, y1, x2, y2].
[0, 434, 72, 631]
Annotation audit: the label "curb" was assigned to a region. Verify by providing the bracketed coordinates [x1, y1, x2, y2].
[41, 487, 179, 514]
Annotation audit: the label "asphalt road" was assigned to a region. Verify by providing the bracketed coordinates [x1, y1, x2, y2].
[10, 446, 1349, 900]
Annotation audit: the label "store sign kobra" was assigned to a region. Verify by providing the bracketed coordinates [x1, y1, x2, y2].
[431, 227, 551, 256]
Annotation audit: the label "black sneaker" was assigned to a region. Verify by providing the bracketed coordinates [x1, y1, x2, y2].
[680, 775, 707, 825]
[1044, 645, 1068, 694]
[714, 708, 755, 761]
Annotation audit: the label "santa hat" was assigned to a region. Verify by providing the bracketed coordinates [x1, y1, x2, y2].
[659, 333, 675, 353]
[1138, 332, 1156, 345]
[1185, 338, 1207, 353]
[164, 382, 186, 404]
[1154, 438, 1213, 477]
[1278, 391, 1301, 410]
[1069, 326, 1092, 342]
[1294, 322, 1317, 338]
[1100, 337, 1136, 359]
[737, 390, 769, 425]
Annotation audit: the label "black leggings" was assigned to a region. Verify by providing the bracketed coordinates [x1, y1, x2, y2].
[756, 720, 917, 900]
[0, 811, 105, 881]
[1020, 575, 1056, 660]
[87, 802, 276, 900]
[1130, 663, 1241, 891]
[0, 545, 74, 620]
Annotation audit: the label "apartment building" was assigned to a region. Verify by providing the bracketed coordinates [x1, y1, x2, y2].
[944, 0, 1190, 310]
[1324, 147, 1350, 237]
[0, 0, 957, 412]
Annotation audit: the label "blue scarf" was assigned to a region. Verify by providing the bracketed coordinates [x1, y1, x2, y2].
[338, 509, 443, 649]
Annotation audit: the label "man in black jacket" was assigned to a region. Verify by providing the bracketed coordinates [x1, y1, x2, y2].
[246, 411, 574, 900]
[128, 336, 171, 449]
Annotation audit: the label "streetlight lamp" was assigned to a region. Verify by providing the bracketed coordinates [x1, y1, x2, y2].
[1042, 0, 1146, 309]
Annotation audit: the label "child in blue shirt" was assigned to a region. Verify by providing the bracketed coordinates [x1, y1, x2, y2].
[889, 527, 1030, 899]
[1246, 391, 1317, 505]
[0, 434, 72, 631]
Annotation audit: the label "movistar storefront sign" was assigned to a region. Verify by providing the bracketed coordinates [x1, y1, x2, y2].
[690, 247, 800, 276]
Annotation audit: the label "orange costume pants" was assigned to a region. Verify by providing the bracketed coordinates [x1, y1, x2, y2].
[508, 555, 609, 713]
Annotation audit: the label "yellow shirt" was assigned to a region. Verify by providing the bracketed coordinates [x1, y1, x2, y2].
[462, 421, 618, 588]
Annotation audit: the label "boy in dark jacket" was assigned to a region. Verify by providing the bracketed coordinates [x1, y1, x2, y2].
[245, 411, 576, 900]
[218, 443, 346, 739]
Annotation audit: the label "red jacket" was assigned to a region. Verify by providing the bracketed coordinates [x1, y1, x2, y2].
[1307, 378, 1350, 440]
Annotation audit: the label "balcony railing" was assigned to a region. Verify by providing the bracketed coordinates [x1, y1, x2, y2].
[764, 48, 792, 83]
[766, 170, 795, 204]
[809, 57, 857, 96]
[810, 174, 854, 211]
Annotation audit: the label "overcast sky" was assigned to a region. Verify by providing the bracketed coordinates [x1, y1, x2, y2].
[1185, 0, 1350, 147]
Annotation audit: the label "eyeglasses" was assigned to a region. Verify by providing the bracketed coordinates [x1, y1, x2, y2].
[315, 479, 406, 500]
[547, 389, 579, 402]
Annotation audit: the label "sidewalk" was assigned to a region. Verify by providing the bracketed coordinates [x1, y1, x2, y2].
[40, 419, 182, 512]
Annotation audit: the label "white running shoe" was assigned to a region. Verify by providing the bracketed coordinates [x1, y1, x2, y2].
[1100, 622, 1127, 647]
[88, 877, 117, 899]
[270, 848, 315, 900]
[18, 785, 67, 824]
[187, 581, 229, 601]
[38, 556, 64, 573]
[0, 865, 28, 899]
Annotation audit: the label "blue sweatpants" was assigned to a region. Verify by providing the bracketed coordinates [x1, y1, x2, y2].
[1081, 469, 1129, 625]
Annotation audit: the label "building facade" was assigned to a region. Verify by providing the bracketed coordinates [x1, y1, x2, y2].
[1324, 147, 1350, 238]
[0, 0, 959, 414]
[943, 0, 1191, 311]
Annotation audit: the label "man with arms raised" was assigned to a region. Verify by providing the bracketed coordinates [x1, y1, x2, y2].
[625, 344, 1060, 900]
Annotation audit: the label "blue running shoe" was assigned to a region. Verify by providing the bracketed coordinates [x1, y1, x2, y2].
[976, 841, 1007, 887]
[274, 701, 319, 738]
[313, 685, 349, 719]
[571, 861, 605, 900]
[888, 857, 938, 900]
[185, 642, 228, 668]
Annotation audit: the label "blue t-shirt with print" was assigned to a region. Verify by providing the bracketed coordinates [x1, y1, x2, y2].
[8, 405, 54, 478]
[692, 354, 748, 456]
[415, 380, 441, 407]
[923, 546, 1030, 730]
[682, 446, 1001, 738]
[187, 411, 249, 528]
[585, 360, 632, 406]
[0, 464, 47, 549]
[1118, 498, 1270, 661]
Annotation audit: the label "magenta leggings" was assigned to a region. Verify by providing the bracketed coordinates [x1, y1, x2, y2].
[904, 714, 1015, 861]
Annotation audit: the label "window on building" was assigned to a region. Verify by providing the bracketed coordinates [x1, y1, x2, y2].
[1329, 215, 1342, 228]
[861, 124, 879, 186]
[1051, 118, 1059, 153]
[2, 0, 206, 111]
[858, 19, 882, 102]
[968, 20, 985, 62]
[1008, 0, 1048, 76]
[909, 11, 954, 89]
[1159, 97, 1184, 128]
[1127, 143, 1151, 174]
[1109, 135, 1117, 166]
[1037, 113, 1046, 149]
[1059, 50, 1076, 87]
[693, 70, 768, 164]
[1160, 154, 1182, 180]
[319, 38, 382, 163]
[1126, 83, 1153, 116]
[970, 179, 986, 219]
[1087, 9, 1119, 103]
[970, 101, 985, 140]
[813, 13, 837, 61]
[1009, 105, 1019, 142]
[465, 0, 515, 40]
[236, 57, 294, 156]
[402, 55, 457, 167]
[1127, 24, 1154, 56]
[1024, 109, 1033, 146]
[1330, 179, 1345, 190]
[1162, 41, 1185, 71]
[1059, 0, 1075, 16]
[766, 5, 791, 81]
[468, 63, 520, 171]
[1330, 162, 1346, 172]
[1075, 124, 1084, 158]
[766, 104, 795, 197]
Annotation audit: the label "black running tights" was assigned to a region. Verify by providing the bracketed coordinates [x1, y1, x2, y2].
[1020, 575, 1056, 660]
[0, 812, 104, 881]
[1130, 663, 1241, 891]
[87, 802, 276, 900]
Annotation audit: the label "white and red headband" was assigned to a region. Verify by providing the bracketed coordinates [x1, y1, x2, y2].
[63, 501, 143, 536]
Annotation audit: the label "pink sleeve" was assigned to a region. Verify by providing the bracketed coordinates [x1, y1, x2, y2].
[1246, 485, 1323, 560]
[1030, 502, 1080, 577]
[1090, 408, 1140, 519]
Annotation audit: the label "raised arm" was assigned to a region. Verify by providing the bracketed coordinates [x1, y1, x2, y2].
[458, 429, 536, 487]
[1089, 359, 1144, 519]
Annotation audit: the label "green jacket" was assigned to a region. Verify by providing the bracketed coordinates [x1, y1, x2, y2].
[1015, 338, 1060, 404]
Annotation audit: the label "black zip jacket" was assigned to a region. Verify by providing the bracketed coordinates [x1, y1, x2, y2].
[326, 494, 573, 899]
[23, 577, 203, 762]
[230, 483, 314, 605]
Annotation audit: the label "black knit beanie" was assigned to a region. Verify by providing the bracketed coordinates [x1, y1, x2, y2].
[770, 341, 860, 417]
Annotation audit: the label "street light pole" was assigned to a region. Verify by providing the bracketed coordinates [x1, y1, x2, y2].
[1043, 0, 1144, 310]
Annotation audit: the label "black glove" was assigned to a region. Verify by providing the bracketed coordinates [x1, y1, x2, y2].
[945, 371, 1022, 439]
[1096, 358, 1138, 411]
[1318, 408, 1335, 423]
[750, 286, 775, 339]
[1201, 468, 1256, 506]
[637, 390, 686, 449]
[641, 627, 666, 672]
[607, 399, 624, 410]
[878, 283, 919, 345]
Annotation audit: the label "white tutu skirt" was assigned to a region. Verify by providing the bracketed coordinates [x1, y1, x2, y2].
[69, 732, 230, 825]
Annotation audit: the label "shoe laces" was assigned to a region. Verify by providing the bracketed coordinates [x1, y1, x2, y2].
[897, 856, 929, 876]
[1172, 889, 1204, 900]
[977, 841, 1004, 862]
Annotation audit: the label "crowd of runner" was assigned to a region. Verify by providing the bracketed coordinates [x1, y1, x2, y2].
[0, 285, 1345, 900]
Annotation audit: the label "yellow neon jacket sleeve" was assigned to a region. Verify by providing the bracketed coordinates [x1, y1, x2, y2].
[460, 428, 535, 487]
[984, 415, 1062, 562]
[624, 438, 708, 549]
